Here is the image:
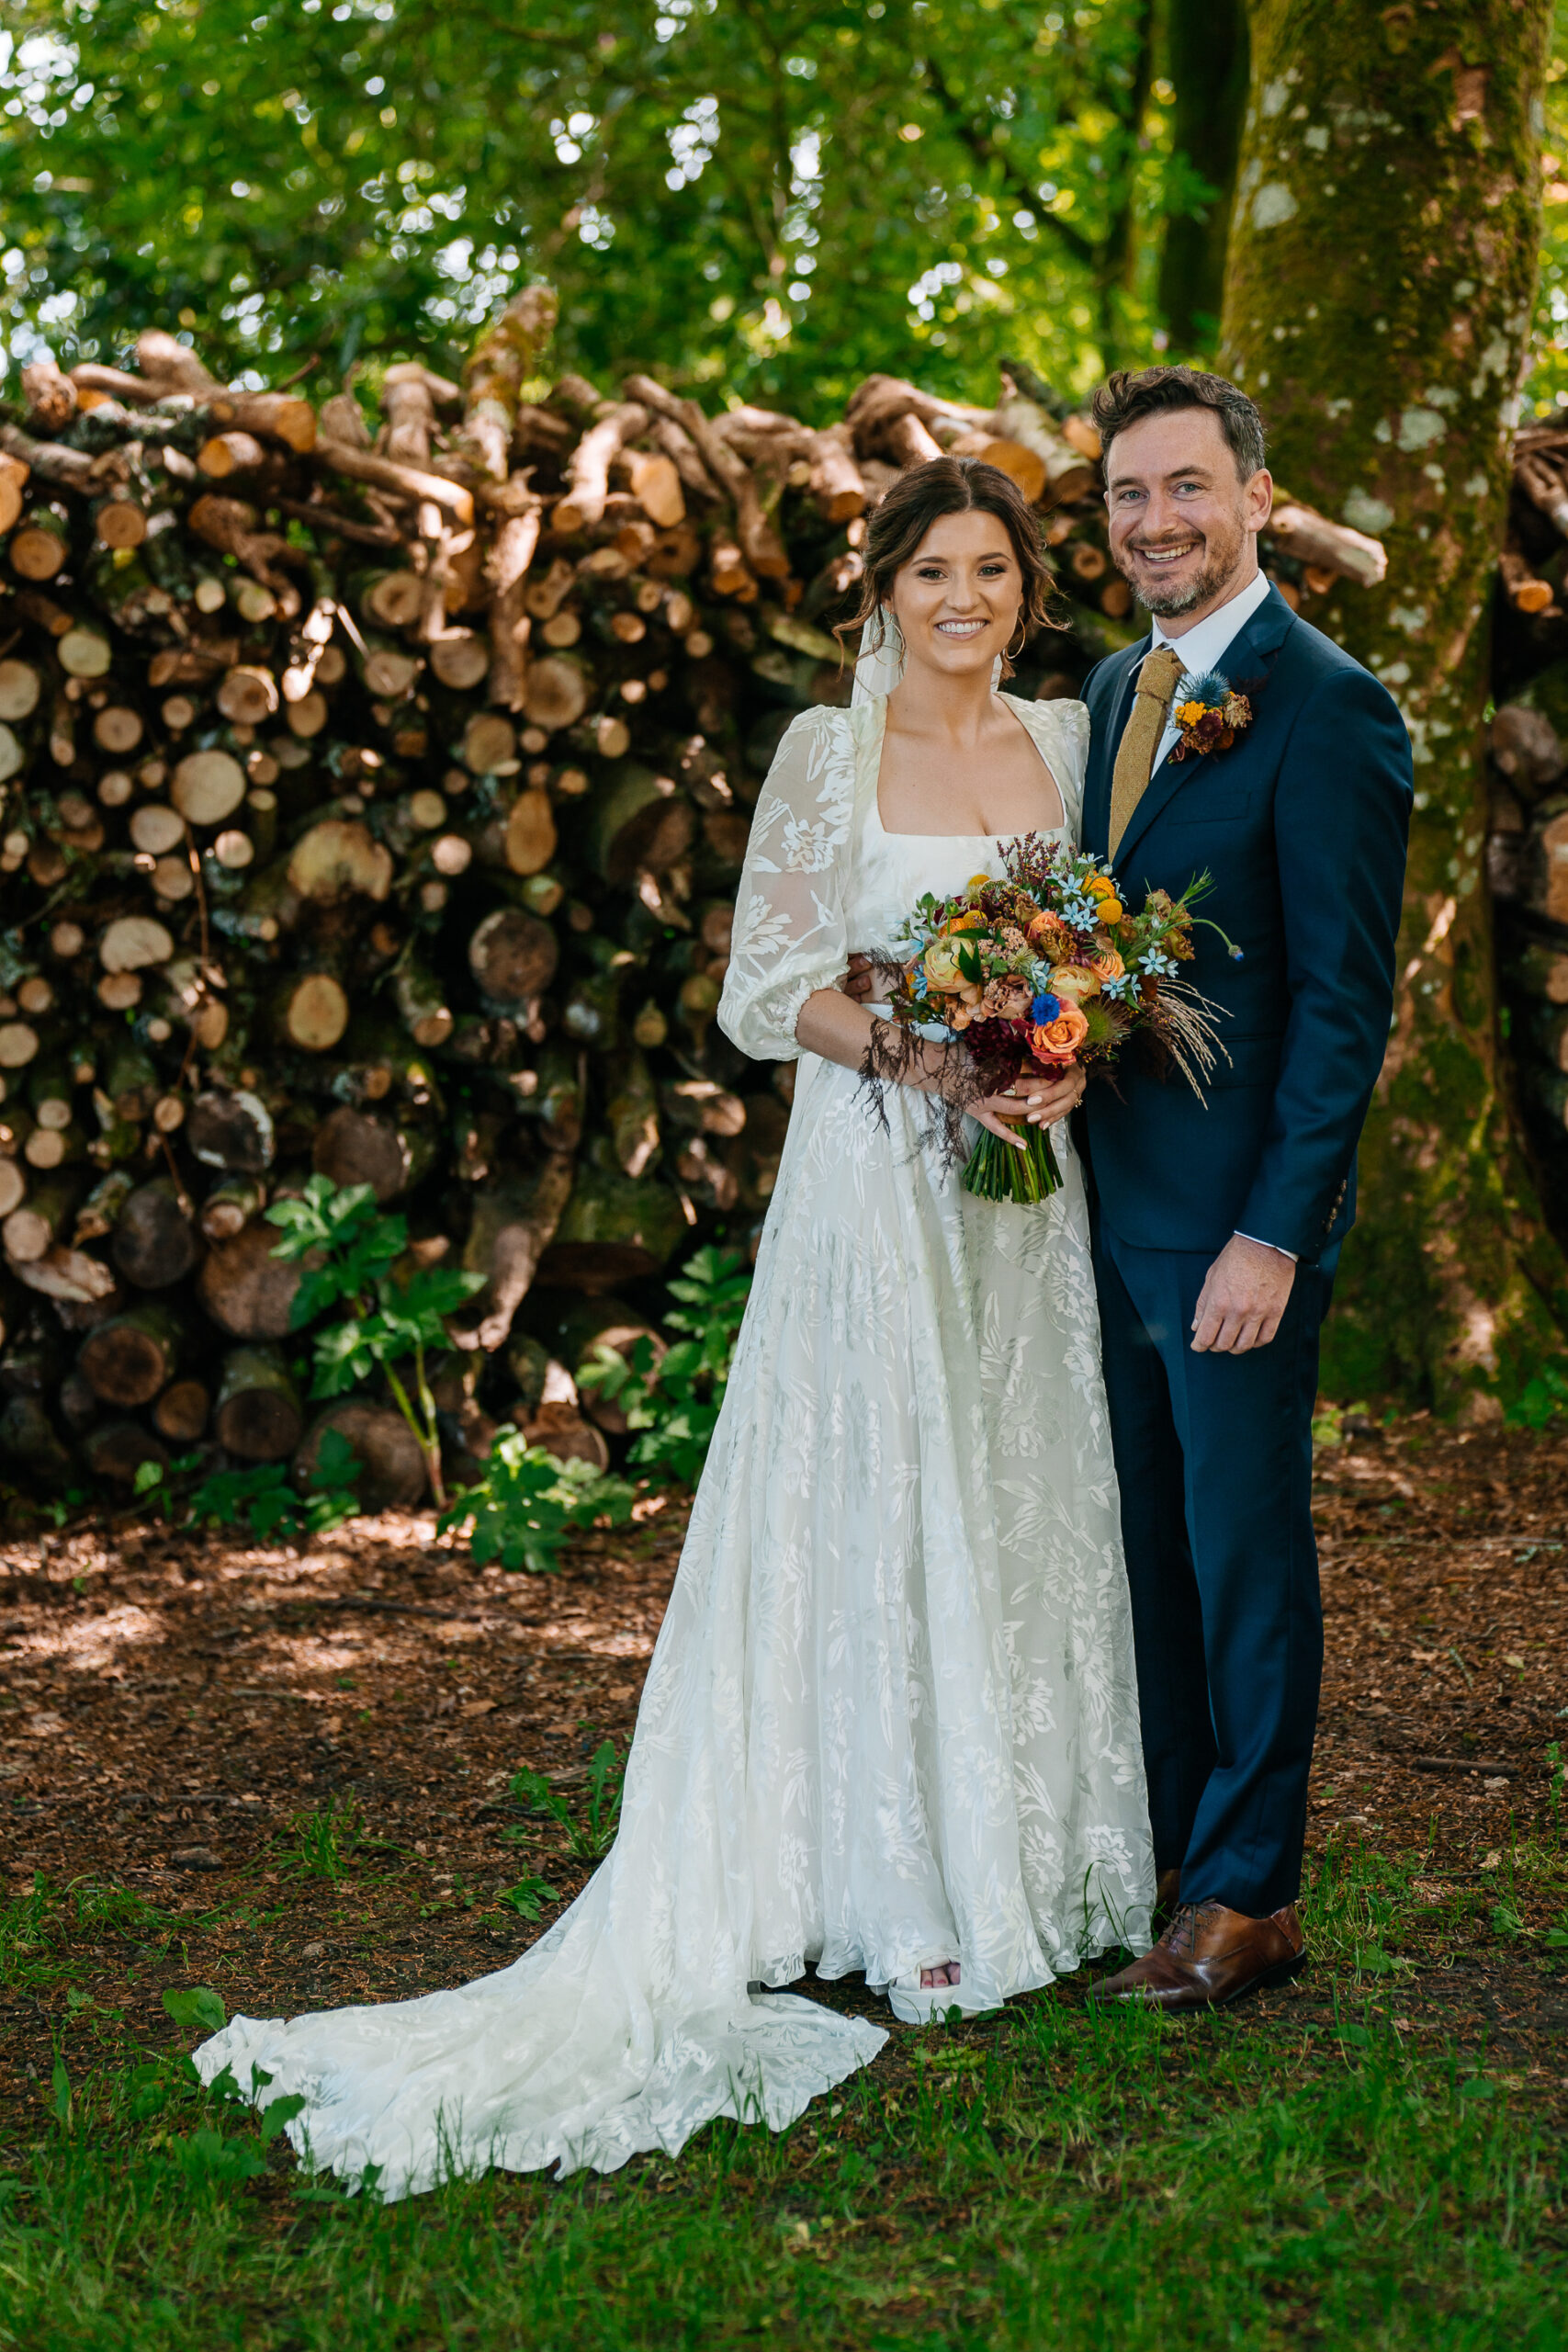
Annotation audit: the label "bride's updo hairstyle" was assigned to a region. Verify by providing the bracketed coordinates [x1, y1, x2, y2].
[838, 455, 1062, 680]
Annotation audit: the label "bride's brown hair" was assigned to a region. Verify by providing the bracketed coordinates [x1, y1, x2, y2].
[837, 455, 1064, 680]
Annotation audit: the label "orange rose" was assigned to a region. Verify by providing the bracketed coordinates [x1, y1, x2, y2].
[1029, 1002, 1089, 1059]
[1089, 944, 1125, 982]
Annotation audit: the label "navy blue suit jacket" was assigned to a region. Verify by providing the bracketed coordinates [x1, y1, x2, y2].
[1078, 585, 1413, 1262]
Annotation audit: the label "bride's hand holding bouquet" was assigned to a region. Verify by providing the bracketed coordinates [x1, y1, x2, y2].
[866, 833, 1234, 1204]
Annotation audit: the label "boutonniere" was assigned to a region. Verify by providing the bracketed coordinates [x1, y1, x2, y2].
[1168, 670, 1253, 763]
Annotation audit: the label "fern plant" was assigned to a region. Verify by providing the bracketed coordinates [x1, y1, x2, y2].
[577, 1245, 750, 1487]
[266, 1176, 485, 1508]
[437, 1430, 635, 1573]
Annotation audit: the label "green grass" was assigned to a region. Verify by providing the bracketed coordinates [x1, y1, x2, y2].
[0, 1842, 1563, 2349]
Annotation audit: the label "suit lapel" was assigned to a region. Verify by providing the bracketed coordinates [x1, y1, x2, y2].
[1111, 585, 1297, 879]
[1084, 637, 1148, 856]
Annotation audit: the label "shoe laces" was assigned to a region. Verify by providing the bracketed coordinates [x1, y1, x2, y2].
[1159, 1901, 1222, 1958]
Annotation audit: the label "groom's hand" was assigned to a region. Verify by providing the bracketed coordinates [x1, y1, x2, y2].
[1190, 1235, 1295, 1354]
[840, 954, 888, 1004]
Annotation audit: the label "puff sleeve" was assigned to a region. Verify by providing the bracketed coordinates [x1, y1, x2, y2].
[717, 706, 859, 1062]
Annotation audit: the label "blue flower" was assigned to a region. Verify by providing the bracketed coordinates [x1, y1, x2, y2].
[913, 969, 930, 999]
[1031, 991, 1061, 1024]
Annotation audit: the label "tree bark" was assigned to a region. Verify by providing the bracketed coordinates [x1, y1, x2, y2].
[1158, 0, 1249, 356]
[1219, 0, 1561, 1413]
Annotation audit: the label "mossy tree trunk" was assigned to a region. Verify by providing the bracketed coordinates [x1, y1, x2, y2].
[1158, 0, 1250, 356]
[1220, 0, 1565, 1418]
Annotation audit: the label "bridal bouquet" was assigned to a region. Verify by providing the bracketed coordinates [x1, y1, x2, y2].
[868, 834, 1229, 1204]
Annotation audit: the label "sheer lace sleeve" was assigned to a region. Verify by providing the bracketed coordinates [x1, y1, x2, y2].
[718, 706, 859, 1062]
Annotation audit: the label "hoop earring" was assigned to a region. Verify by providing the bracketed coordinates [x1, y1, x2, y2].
[1005, 615, 1028, 661]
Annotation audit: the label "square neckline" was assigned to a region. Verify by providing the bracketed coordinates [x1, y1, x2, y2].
[870, 691, 1068, 842]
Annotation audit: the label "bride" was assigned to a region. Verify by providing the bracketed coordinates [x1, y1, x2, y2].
[195, 456, 1154, 2199]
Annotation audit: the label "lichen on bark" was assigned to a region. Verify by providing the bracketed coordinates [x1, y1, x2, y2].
[1219, 0, 1565, 1416]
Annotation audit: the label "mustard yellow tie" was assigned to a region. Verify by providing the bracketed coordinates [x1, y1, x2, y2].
[1108, 644, 1185, 860]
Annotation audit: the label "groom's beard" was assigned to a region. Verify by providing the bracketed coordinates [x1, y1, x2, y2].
[1118, 537, 1240, 619]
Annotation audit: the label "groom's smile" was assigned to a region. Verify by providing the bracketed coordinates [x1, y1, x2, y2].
[1103, 407, 1273, 632]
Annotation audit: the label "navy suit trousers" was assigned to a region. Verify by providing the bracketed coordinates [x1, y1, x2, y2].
[1091, 1213, 1332, 1916]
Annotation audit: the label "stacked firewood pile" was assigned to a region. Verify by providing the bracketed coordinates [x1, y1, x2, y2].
[1487, 421, 1568, 1216]
[0, 297, 1384, 1498]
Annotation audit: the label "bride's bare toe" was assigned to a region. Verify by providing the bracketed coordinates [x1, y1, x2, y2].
[919, 1961, 961, 1988]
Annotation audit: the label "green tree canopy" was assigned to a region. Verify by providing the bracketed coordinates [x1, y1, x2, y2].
[0, 0, 1188, 405]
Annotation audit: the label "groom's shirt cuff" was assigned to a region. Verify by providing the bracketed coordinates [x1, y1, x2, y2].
[1234, 1230, 1299, 1263]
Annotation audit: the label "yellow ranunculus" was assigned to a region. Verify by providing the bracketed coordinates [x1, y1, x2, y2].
[1086, 875, 1116, 900]
[967, 873, 993, 892]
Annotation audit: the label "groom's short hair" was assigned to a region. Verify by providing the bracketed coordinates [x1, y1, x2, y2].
[1092, 367, 1267, 483]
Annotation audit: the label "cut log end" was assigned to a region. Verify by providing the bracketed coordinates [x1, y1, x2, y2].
[295, 1401, 426, 1510]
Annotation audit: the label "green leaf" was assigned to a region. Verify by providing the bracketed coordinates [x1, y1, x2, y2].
[163, 1985, 228, 2036]
[438, 1430, 634, 1574]
[258, 2091, 309, 2141]
[495, 1875, 559, 1921]
[133, 1459, 165, 1496]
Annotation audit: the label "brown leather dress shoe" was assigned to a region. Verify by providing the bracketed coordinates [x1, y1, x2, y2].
[1153, 1867, 1183, 1926]
[1090, 1900, 1305, 2011]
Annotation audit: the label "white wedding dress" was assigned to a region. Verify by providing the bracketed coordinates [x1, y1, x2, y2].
[195, 688, 1153, 2199]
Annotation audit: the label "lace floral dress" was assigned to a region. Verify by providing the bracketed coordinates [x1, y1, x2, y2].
[194, 690, 1153, 2200]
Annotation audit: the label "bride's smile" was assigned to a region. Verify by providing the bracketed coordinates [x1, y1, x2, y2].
[886, 511, 1024, 678]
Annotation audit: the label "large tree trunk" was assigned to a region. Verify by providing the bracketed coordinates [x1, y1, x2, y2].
[1158, 0, 1249, 356]
[1220, 0, 1563, 1414]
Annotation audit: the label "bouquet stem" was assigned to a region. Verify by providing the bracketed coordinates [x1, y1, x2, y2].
[963, 1118, 1062, 1205]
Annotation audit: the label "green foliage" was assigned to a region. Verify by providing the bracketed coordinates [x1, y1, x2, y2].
[2, 1877, 175, 1996]
[186, 1428, 363, 1541]
[579, 1244, 750, 1488]
[493, 1874, 560, 1922]
[437, 1430, 635, 1573]
[268, 1178, 483, 1396]
[273, 1794, 394, 1883]
[131, 1453, 202, 1519]
[1528, 19, 1568, 409]
[1506, 1359, 1568, 1428]
[3, 1964, 1565, 2345]
[161, 1986, 228, 2038]
[267, 1175, 484, 1505]
[0, 0, 1176, 406]
[509, 1744, 624, 1861]
[268, 1178, 406, 1330]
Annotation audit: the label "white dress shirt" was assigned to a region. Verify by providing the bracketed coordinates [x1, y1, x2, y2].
[1144, 568, 1295, 1264]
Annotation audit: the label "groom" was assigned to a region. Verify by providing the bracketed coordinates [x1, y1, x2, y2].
[1075, 368, 1412, 2007]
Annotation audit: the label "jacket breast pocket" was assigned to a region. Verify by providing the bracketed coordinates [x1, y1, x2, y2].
[1165, 791, 1254, 828]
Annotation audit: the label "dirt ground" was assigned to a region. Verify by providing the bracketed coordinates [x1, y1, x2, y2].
[2, 1411, 1566, 2117]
